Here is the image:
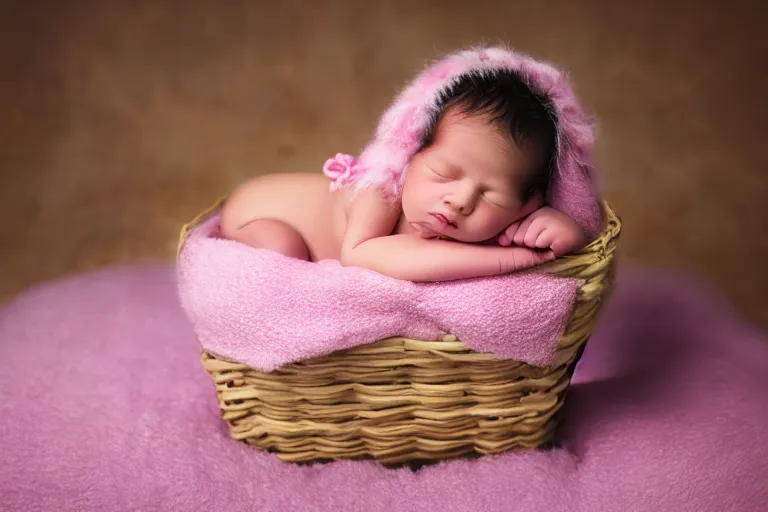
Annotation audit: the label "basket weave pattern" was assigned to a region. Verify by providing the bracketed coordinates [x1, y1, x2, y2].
[180, 199, 620, 465]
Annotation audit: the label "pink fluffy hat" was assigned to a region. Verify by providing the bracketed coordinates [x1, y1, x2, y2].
[323, 46, 604, 239]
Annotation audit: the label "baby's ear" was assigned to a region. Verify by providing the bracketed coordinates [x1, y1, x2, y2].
[515, 192, 545, 221]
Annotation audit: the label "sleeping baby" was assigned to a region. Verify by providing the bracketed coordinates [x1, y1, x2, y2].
[220, 48, 593, 282]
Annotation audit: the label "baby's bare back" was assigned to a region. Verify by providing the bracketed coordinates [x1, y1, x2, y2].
[220, 172, 350, 261]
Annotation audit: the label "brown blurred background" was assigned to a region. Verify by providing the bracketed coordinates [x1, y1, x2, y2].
[1, 0, 766, 326]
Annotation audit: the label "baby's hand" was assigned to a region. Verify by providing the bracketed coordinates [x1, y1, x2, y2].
[497, 207, 587, 257]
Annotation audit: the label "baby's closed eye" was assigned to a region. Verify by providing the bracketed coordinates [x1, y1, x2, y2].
[427, 162, 462, 180]
[481, 190, 515, 209]
[428, 166, 461, 180]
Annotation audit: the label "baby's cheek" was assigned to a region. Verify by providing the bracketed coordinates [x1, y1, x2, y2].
[470, 210, 509, 239]
[490, 206, 517, 227]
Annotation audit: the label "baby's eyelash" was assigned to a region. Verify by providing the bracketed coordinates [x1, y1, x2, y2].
[482, 193, 511, 209]
[430, 168, 453, 179]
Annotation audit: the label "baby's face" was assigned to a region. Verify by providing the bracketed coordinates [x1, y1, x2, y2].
[401, 108, 540, 243]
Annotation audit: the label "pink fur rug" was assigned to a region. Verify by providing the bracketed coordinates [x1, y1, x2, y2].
[1, 264, 766, 511]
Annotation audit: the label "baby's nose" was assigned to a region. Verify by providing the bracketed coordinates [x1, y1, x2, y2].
[453, 203, 469, 215]
[446, 185, 477, 215]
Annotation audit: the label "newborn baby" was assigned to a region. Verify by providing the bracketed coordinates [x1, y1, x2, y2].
[220, 68, 586, 282]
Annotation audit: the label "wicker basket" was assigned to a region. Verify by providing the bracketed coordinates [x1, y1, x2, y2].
[178, 198, 621, 466]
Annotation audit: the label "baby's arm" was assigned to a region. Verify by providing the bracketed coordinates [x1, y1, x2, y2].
[339, 189, 555, 282]
[497, 206, 587, 256]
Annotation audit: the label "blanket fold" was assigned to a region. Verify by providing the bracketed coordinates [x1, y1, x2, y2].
[177, 215, 581, 371]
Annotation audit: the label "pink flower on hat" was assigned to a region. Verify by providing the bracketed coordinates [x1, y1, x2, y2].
[322, 153, 357, 182]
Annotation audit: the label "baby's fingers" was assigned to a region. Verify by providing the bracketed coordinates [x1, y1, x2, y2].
[497, 222, 520, 246]
[534, 230, 556, 249]
[512, 216, 535, 247]
[523, 220, 547, 248]
[501, 246, 556, 274]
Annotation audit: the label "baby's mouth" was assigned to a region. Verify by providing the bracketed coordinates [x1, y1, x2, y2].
[430, 213, 457, 228]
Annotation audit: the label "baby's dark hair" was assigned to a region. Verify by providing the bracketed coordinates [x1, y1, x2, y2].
[421, 68, 559, 201]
